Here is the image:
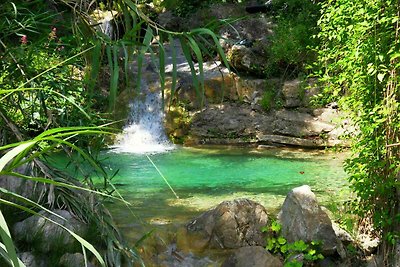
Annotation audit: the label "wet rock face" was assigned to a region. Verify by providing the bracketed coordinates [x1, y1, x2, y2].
[177, 199, 268, 252]
[187, 102, 348, 148]
[13, 210, 88, 254]
[278, 185, 346, 258]
[222, 246, 283, 267]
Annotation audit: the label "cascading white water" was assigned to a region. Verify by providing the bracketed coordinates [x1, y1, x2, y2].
[112, 80, 175, 154]
[91, 10, 117, 40]
[100, 19, 114, 39]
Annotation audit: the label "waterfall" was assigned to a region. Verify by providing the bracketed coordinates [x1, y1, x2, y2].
[91, 10, 117, 40]
[100, 19, 114, 40]
[112, 80, 175, 154]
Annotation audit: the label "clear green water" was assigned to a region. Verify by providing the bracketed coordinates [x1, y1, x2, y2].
[95, 146, 349, 239]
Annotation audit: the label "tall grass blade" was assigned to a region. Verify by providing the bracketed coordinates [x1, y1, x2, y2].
[86, 40, 102, 98]
[106, 45, 113, 109]
[0, 199, 106, 267]
[187, 35, 205, 106]
[158, 37, 166, 110]
[110, 45, 120, 111]
[0, 187, 66, 221]
[0, 141, 35, 172]
[122, 43, 130, 87]
[38, 137, 109, 178]
[50, 90, 91, 119]
[0, 210, 23, 267]
[191, 28, 230, 70]
[146, 155, 179, 199]
[180, 37, 200, 104]
[136, 26, 153, 92]
[18, 46, 95, 89]
[4, 172, 129, 204]
[168, 34, 178, 108]
[134, 229, 154, 248]
[0, 242, 26, 267]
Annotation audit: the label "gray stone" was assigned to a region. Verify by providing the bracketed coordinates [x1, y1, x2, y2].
[177, 199, 268, 252]
[157, 11, 185, 31]
[185, 3, 245, 30]
[156, 244, 218, 267]
[219, 15, 274, 76]
[13, 210, 88, 253]
[257, 134, 344, 148]
[187, 102, 348, 148]
[365, 254, 384, 267]
[0, 163, 45, 202]
[282, 79, 303, 108]
[281, 78, 321, 108]
[278, 185, 346, 258]
[18, 252, 47, 267]
[59, 253, 95, 267]
[221, 246, 283, 267]
[332, 222, 354, 245]
[272, 109, 335, 137]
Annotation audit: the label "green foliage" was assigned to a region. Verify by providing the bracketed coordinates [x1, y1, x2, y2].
[161, 0, 244, 17]
[260, 90, 275, 111]
[260, 81, 283, 111]
[0, 1, 107, 147]
[0, 131, 113, 266]
[263, 221, 324, 266]
[263, 0, 320, 78]
[314, 0, 400, 259]
[0, 0, 232, 266]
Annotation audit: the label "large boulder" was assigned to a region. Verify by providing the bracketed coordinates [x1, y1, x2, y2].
[278, 185, 346, 258]
[222, 246, 283, 267]
[13, 210, 88, 254]
[177, 199, 268, 252]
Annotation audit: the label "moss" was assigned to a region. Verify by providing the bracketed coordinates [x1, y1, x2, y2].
[165, 102, 192, 144]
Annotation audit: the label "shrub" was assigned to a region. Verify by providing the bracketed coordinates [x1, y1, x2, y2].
[263, 0, 320, 78]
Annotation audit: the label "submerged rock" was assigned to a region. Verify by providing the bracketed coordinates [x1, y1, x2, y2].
[156, 244, 219, 267]
[278, 185, 346, 258]
[177, 199, 268, 252]
[13, 210, 88, 254]
[222, 246, 283, 267]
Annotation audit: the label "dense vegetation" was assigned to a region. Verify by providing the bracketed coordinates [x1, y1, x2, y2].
[0, 0, 399, 266]
[315, 0, 399, 264]
[0, 0, 227, 265]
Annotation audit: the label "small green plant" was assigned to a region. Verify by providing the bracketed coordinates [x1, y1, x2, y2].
[262, 221, 324, 266]
[260, 90, 275, 111]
